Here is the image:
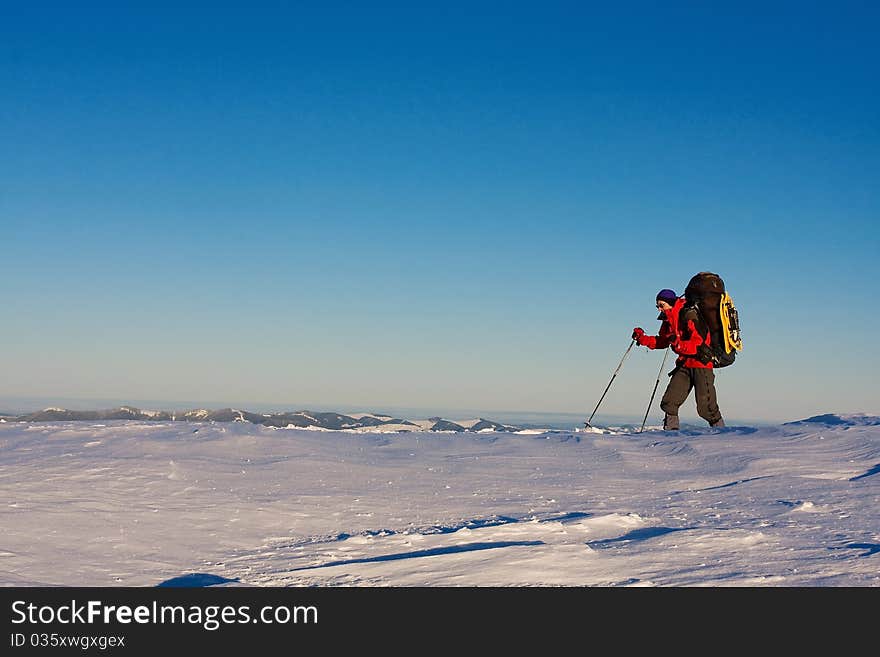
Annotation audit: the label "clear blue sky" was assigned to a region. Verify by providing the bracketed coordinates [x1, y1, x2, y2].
[2, 2, 878, 423]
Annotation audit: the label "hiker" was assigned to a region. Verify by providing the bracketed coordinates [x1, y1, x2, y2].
[631, 288, 724, 430]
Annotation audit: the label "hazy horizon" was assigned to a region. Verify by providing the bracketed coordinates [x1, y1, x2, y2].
[0, 392, 802, 428]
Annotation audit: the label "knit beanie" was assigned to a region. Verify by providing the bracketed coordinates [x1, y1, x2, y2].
[656, 289, 678, 305]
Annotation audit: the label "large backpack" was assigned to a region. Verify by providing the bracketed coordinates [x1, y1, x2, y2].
[683, 272, 742, 368]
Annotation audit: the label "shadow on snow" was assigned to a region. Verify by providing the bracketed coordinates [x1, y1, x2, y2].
[156, 573, 240, 587]
[830, 543, 880, 557]
[587, 526, 694, 550]
[287, 541, 544, 572]
[850, 463, 880, 481]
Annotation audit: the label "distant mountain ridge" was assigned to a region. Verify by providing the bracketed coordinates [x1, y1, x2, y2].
[1, 406, 527, 433]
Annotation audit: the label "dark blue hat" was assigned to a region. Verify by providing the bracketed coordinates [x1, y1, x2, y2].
[656, 289, 677, 305]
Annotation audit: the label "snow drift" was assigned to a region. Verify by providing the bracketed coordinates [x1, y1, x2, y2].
[1, 414, 878, 586]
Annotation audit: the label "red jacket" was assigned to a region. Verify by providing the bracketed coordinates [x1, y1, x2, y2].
[637, 297, 712, 369]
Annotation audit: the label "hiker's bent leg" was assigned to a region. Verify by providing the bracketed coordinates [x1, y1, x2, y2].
[694, 368, 723, 426]
[660, 367, 692, 429]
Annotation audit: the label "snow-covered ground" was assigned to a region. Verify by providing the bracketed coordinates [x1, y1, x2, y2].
[1, 415, 878, 587]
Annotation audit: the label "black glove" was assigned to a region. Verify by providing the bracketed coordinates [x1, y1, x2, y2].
[696, 344, 715, 365]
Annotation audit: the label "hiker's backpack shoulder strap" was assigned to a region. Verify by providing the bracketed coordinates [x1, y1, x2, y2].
[680, 302, 709, 339]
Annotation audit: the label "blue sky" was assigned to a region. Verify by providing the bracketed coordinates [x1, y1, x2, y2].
[2, 2, 878, 423]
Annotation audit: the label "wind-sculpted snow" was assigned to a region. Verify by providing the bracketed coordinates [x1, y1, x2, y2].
[784, 413, 880, 427]
[0, 417, 878, 586]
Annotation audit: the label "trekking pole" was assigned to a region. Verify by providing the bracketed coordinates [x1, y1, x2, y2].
[585, 339, 636, 428]
[639, 347, 671, 433]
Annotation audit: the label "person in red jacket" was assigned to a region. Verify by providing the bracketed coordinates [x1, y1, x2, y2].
[632, 288, 724, 430]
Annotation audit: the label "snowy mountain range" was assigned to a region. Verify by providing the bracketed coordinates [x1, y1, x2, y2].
[0, 406, 526, 433]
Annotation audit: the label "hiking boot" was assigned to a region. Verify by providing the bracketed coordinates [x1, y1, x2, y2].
[663, 413, 680, 431]
[710, 418, 725, 428]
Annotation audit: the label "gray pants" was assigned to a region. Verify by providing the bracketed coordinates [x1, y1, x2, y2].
[660, 366, 722, 427]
